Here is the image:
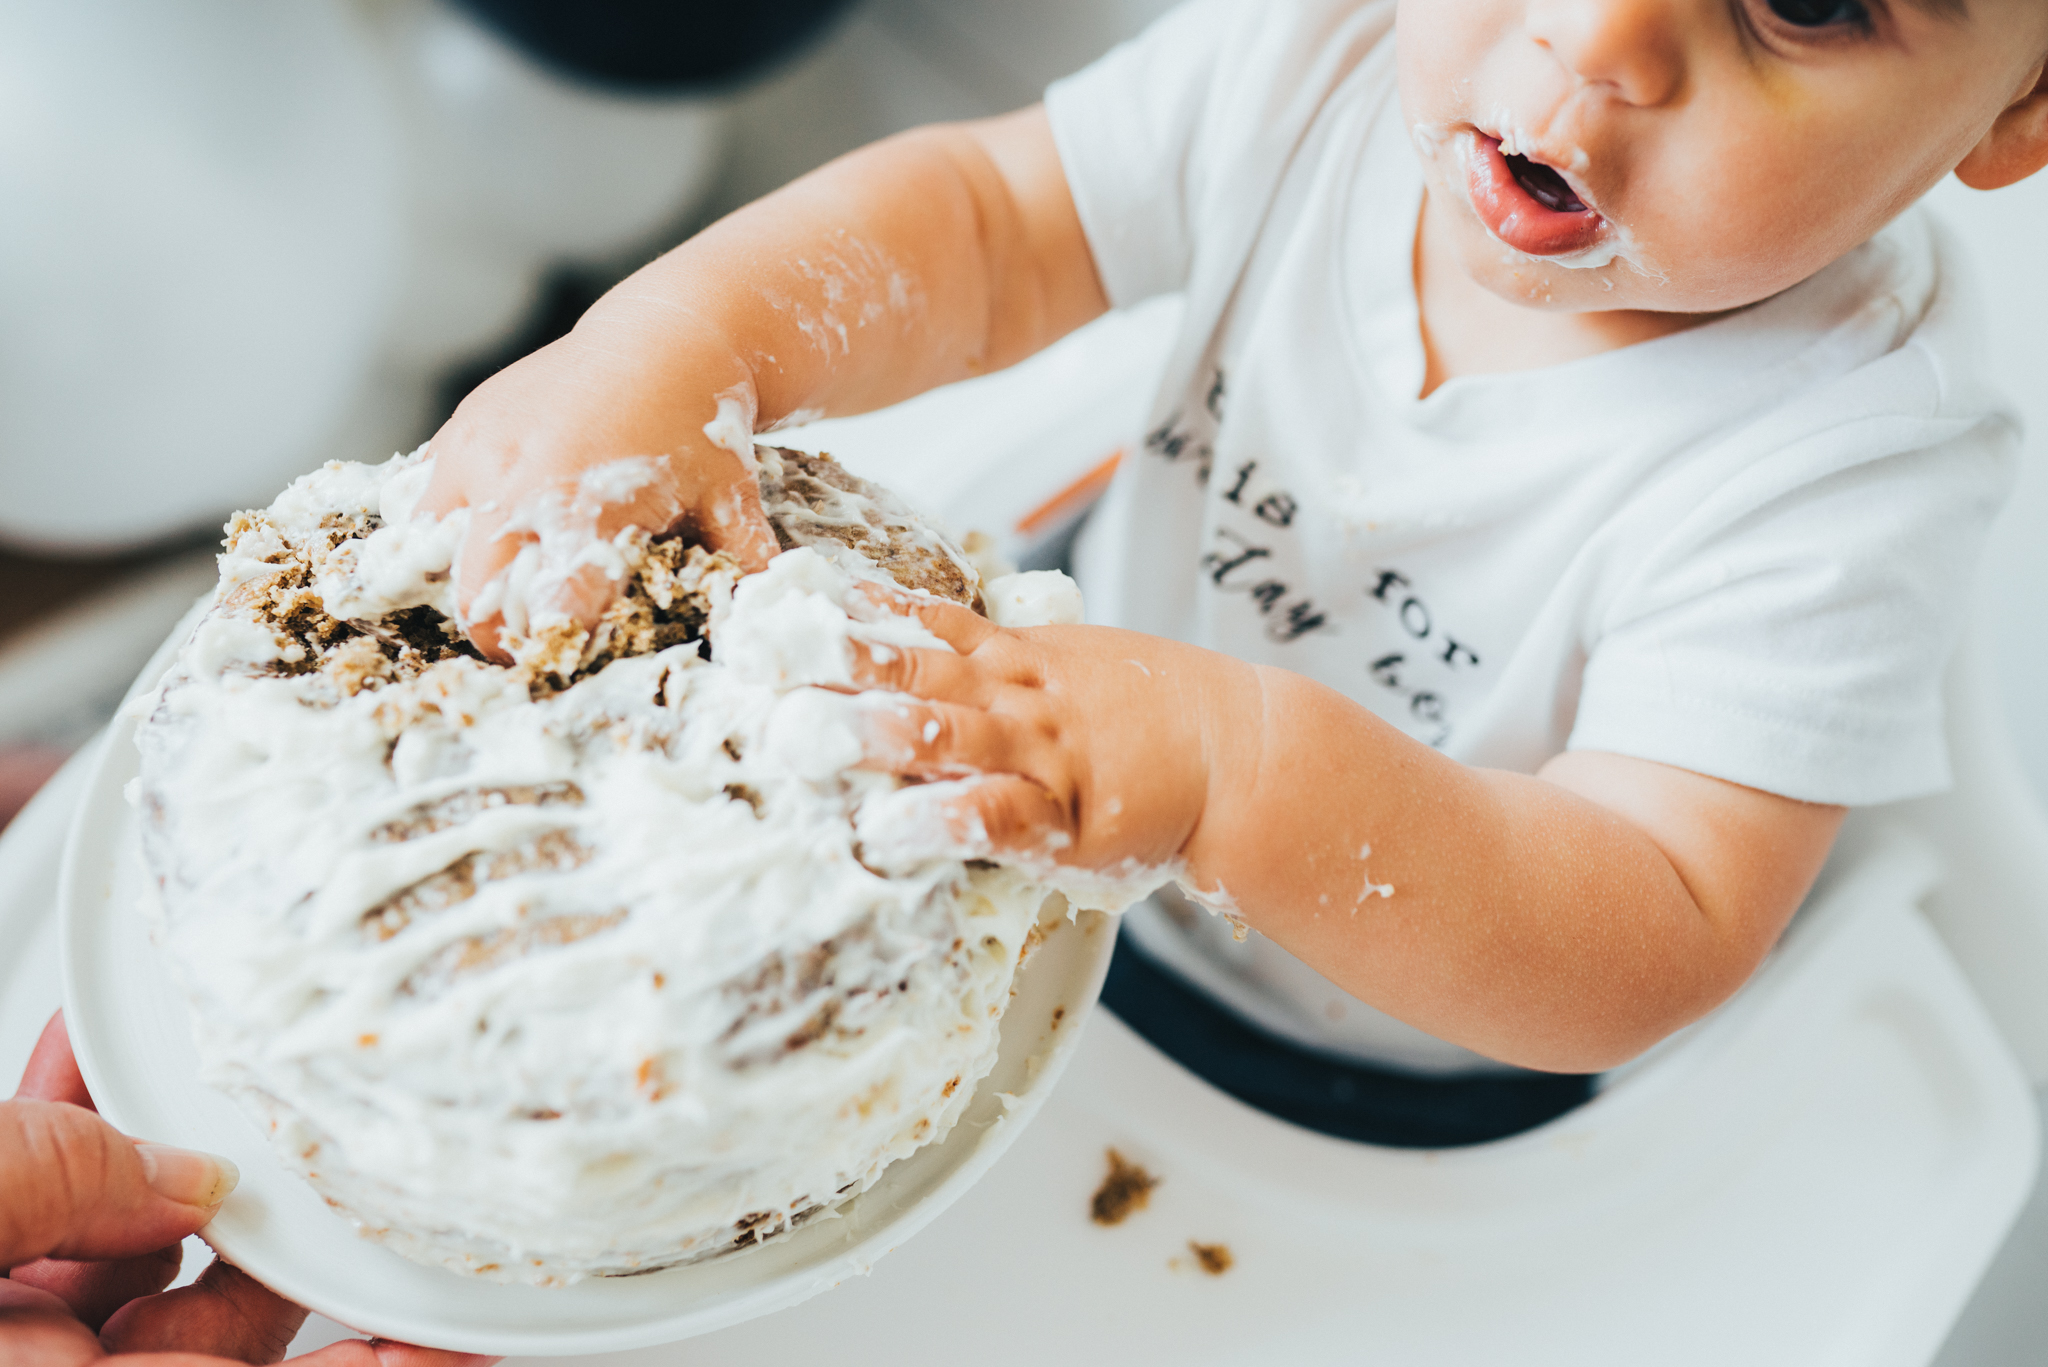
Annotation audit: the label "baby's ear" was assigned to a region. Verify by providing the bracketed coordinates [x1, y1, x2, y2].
[1956, 60, 2048, 190]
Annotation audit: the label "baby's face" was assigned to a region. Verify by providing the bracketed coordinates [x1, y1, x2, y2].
[1399, 0, 2048, 314]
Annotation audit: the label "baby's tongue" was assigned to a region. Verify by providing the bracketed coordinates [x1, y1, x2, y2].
[1507, 154, 1585, 214]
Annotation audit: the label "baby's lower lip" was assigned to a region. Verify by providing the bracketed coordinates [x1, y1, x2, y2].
[1464, 134, 1608, 258]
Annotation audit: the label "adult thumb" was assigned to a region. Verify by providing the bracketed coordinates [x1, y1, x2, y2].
[0, 1098, 237, 1269]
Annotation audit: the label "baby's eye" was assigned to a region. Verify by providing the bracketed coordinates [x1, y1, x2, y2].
[1765, 0, 1869, 25]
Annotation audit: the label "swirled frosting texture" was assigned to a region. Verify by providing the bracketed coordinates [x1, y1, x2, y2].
[134, 447, 1064, 1284]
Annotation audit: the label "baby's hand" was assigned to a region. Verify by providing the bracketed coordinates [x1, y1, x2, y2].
[842, 592, 1263, 882]
[418, 326, 781, 660]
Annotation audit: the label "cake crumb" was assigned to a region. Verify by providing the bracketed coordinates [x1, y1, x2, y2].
[1187, 1241, 1234, 1275]
[1089, 1147, 1159, 1226]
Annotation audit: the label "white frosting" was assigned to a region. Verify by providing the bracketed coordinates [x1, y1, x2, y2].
[313, 453, 468, 625]
[1353, 843, 1395, 906]
[701, 385, 760, 469]
[1505, 223, 1641, 274]
[983, 571, 1084, 629]
[497, 457, 670, 640]
[761, 405, 826, 434]
[134, 451, 1107, 1285]
[187, 615, 295, 674]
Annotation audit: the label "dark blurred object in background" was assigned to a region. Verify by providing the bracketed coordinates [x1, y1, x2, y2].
[452, 0, 860, 91]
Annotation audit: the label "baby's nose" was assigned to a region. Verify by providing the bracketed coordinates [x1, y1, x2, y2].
[1524, 0, 1686, 109]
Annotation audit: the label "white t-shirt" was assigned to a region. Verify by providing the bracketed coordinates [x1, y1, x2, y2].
[1045, 0, 2018, 1072]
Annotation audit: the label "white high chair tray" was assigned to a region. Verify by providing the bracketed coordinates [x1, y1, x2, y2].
[53, 641, 1117, 1356]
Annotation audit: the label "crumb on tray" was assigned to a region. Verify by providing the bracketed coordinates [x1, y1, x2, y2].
[1089, 1147, 1159, 1226]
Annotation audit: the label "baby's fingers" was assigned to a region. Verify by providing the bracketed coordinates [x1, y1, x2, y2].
[420, 432, 776, 661]
[696, 471, 779, 574]
[849, 582, 997, 655]
[439, 470, 692, 664]
[853, 697, 1025, 779]
[855, 775, 1071, 872]
[447, 508, 521, 664]
[847, 641, 988, 705]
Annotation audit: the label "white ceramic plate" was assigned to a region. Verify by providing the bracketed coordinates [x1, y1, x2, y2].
[60, 617, 1117, 1356]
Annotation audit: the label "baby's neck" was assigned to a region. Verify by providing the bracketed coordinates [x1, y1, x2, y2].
[1411, 192, 1722, 399]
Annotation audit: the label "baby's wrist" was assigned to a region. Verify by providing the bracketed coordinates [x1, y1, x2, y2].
[1175, 655, 1272, 878]
[575, 264, 815, 439]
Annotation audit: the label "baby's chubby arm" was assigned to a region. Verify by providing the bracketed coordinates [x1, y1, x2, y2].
[847, 598, 1844, 1075]
[420, 108, 1104, 657]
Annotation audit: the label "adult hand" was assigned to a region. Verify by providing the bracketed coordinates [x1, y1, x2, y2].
[0, 745, 70, 831]
[2, 1012, 497, 1367]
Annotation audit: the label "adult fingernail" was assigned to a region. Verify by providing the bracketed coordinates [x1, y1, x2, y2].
[137, 1143, 240, 1208]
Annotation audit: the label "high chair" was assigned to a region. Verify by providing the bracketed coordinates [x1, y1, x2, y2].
[0, 224, 2039, 1367]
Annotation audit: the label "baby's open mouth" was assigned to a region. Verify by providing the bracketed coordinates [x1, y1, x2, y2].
[1464, 133, 1607, 259]
[1505, 153, 1586, 213]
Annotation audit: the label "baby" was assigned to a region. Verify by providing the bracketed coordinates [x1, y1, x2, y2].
[419, 0, 2048, 1076]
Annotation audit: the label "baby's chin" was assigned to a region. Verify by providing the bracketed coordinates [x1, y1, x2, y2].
[1434, 187, 1847, 323]
[1439, 207, 1776, 322]
[1461, 247, 1662, 313]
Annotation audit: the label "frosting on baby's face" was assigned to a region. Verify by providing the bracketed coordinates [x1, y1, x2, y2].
[1397, 0, 2048, 316]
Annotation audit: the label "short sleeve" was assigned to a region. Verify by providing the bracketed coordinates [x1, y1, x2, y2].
[1567, 400, 2017, 806]
[1044, 0, 1393, 309]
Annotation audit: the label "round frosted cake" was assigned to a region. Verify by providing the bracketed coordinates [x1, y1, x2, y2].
[133, 446, 1074, 1284]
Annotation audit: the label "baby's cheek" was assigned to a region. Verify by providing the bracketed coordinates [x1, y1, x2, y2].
[1394, 0, 1503, 117]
